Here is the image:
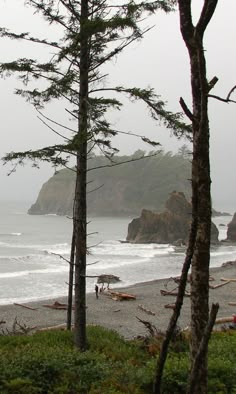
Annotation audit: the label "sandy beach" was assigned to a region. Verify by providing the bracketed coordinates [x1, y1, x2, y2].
[0, 262, 235, 339]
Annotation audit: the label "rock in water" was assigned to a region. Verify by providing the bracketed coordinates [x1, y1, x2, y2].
[126, 191, 219, 244]
[227, 213, 236, 241]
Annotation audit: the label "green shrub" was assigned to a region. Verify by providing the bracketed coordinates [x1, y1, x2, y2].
[0, 328, 235, 393]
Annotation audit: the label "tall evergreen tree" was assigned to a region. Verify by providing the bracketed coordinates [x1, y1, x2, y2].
[0, 0, 189, 350]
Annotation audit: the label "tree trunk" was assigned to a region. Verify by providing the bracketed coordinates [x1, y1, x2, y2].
[67, 231, 75, 330]
[189, 42, 211, 391]
[153, 214, 197, 393]
[74, 0, 89, 351]
[178, 1, 218, 392]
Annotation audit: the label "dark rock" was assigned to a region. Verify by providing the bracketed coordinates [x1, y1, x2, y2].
[226, 213, 236, 241]
[212, 208, 231, 217]
[126, 191, 219, 244]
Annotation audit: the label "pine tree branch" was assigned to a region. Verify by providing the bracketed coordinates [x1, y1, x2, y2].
[36, 109, 77, 135]
[26, 0, 75, 34]
[37, 116, 70, 141]
[87, 152, 161, 172]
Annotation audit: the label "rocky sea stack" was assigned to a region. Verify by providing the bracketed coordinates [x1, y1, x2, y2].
[226, 213, 236, 242]
[126, 191, 219, 244]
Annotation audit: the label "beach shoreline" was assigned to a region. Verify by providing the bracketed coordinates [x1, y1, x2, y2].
[1, 262, 235, 339]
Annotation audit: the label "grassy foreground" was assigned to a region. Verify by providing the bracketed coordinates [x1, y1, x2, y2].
[0, 327, 235, 393]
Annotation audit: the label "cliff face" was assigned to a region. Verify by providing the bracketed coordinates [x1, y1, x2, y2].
[28, 153, 191, 216]
[28, 169, 75, 215]
[126, 191, 219, 244]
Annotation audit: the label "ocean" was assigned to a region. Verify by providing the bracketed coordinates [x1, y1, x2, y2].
[0, 201, 235, 305]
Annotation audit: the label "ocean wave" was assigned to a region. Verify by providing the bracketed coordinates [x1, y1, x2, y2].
[0, 266, 68, 279]
[91, 242, 175, 258]
[43, 243, 70, 255]
[0, 232, 22, 237]
[211, 249, 236, 257]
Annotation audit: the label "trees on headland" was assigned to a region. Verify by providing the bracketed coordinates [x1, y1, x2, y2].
[28, 151, 192, 216]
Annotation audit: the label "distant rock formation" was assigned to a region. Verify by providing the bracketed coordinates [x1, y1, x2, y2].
[212, 208, 231, 217]
[28, 169, 75, 215]
[226, 213, 236, 242]
[28, 153, 191, 216]
[126, 191, 219, 244]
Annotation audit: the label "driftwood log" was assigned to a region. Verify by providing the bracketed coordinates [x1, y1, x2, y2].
[164, 303, 175, 309]
[221, 277, 236, 282]
[38, 323, 67, 331]
[209, 280, 231, 289]
[160, 289, 191, 297]
[108, 291, 136, 301]
[43, 301, 74, 310]
[214, 316, 234, 325]
[14, 303, 38, 311]
[138, 304, 156, 316]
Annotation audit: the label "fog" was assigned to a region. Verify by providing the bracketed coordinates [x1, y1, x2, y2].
[0, 1, 235, 212]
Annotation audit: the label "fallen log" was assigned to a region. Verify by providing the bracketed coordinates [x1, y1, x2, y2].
[42, 301, 74, 310]
[228, 302, 236, 306]
[214, 316, 234, 325]
[14, 303, 38, 311]
[160, 289, 190, 297]
[220, 277, 236, 282]
[108, 291, 136, 301]
[138, 304, 156, 316]
[164, 303, 175, 309]
[209, 280, 231, 289]
[37, 323, 67, 331]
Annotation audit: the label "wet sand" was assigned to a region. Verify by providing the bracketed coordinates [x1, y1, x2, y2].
[0, 262, 235, 339]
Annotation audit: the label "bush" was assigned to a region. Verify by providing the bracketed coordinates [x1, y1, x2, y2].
[0, 327, 235, 393]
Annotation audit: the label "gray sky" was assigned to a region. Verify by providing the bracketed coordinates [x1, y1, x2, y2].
[0, 1, 236, 212]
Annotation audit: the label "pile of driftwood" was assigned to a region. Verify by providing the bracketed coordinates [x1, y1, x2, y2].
[103, 290, 136, 301]
[160, 275, 236, 325]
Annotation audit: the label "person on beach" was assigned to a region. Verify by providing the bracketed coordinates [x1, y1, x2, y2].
[95, 284, 99, 299]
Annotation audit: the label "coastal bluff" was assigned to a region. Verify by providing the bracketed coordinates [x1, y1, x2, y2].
[28, 152, 191, 217]
[126, 191, 219, 244]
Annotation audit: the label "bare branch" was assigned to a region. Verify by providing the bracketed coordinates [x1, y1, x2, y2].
[207, 76, 218, 92]
[226, 84, 236, 100]
[196, 0, 218, 39]
[179, 97, 194, 121]
[209, 84, 236, 103]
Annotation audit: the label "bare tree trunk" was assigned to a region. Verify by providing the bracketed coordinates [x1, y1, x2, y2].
[153, 213, 197, 393]
[74, 0, 89, 351]
[187, 303, 219, 394]
[178, 1, 218, 392]
[67, 231, 75, 330]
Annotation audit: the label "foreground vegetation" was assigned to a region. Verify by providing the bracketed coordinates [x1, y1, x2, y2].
[0, 326, 235, 393]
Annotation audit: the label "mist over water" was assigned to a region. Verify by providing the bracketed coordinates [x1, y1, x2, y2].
[0, 201, 235, 305]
